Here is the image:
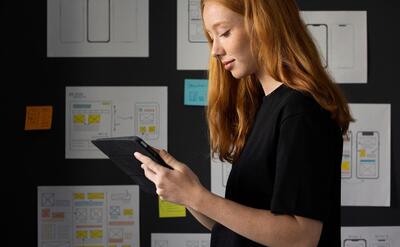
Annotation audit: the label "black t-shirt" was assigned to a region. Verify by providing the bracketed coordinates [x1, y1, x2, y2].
[210, 84, 343, 247]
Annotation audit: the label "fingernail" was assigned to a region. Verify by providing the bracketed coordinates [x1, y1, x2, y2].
[134, 152, 139, 157]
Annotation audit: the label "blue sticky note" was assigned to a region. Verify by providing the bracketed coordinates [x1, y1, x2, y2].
[184, 79, 208, 106]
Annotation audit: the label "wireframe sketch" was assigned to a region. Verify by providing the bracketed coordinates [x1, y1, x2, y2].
[135, 102, 160, 140]
[306, 24, 328, 68]
[344, 239, 367, 247]
[70, 101, 112, 151]
[48, 0, 148, 57]
[332, 24, 355, 69]
[188, 0, 207, 43]
[356, 131, 379, 179]
[341, 130, 352, 178]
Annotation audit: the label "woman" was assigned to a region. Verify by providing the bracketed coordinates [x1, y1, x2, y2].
[134, 0, 353, 246]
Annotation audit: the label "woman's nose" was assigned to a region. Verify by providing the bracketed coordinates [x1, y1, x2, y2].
[211, 39, 224, 58]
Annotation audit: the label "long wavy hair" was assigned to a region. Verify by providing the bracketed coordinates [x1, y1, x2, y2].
[201, 0, 353, 163]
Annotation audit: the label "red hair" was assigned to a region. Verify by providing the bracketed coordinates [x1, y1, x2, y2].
[202, 0, 353, 163]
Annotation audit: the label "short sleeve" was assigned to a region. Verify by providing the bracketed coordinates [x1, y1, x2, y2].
[270, 112, 339, 222]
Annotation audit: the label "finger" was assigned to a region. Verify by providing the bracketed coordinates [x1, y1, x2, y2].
[134, 152, 153, 164]
[134, 152, 166, 174]
[141, 163, 158, 183]
[159, 149, 183, 170]
[150, 145, 160, 154]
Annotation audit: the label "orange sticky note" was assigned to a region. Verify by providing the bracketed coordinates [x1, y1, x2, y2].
[25, 106, 53, 130]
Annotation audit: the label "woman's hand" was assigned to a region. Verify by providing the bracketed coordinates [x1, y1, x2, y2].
[134, 149, 205, 207]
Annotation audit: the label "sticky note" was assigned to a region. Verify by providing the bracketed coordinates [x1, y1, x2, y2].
[159, 198, 186, 218]
[184, 79, 208, 106]
[25, 106, 53, 130]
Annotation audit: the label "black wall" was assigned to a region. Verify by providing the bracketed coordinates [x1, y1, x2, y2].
[3, 0, 399, 246]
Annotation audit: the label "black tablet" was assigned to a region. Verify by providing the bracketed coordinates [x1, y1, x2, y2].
[91, 136, 171, 194]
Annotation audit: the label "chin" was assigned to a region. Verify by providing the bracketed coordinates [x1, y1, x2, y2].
[230, 70, 249, 79]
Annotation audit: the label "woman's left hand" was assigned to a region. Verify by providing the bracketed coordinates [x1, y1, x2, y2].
[134, 149, 205, 207]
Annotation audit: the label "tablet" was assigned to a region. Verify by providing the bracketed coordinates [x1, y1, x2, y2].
[91, 136, 171, 194]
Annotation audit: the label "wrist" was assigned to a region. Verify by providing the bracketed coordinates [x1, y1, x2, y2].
[189, 185, 209, 212]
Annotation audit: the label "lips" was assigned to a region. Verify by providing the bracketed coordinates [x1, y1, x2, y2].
[222, 59, 235, 66]
[222, 59, 235, 70]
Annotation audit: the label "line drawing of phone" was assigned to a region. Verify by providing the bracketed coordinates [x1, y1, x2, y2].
[135, 102, 160, 141]
[344, 239, 367, 247]
[341, 130, 352, 178]
[306, 23, 328, 68]
[188, 0, 207, 43]
[373, 234, 391, 247]
[332, 23, 355, 69]
[356, 131, 379, 179]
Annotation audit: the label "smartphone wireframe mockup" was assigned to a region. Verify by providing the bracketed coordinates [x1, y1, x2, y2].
[306, 23, 328, 68]
[344, 239, 367, 247]
[341, 130, 352, 178]
[356, 131, 379, 179]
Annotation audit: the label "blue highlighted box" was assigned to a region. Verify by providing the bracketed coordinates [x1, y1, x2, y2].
[184, 79, 208, 106]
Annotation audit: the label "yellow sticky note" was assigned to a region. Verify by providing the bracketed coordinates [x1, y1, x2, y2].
[25, 106, 53, 130]
[159, 198, 186, 218]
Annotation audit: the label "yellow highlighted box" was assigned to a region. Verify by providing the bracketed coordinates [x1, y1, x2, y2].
[341, 161, 350, 171]
[76, 230, 88, 239]
[90, 230, 103, 239]
[88, 192, 105, 200]
[74, 193, 85, 200]
[123, 208, 134, 217]
[73, 114, 85, 124]
[88, 114, 101, 124]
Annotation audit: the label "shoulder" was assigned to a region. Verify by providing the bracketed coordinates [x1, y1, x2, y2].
[278, 87, 324, 120]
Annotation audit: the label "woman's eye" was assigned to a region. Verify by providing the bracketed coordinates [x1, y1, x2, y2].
[220, 30, 231, 38]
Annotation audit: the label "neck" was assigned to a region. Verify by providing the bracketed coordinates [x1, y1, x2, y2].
[257, 71, 283, 96]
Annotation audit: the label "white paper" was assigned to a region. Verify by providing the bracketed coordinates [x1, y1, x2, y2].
[38, 185, 140, 247]
[210, 154, 231, 197]
[341, 226, 400, 247]
[176, 5, 368, 84]
[301, 11, 368, 83]
[48, 0, 148, 57]
[152, 233, 211, 247]
[341, 104, 391, 206]
[65, 86, 167, 159]
[177, 0, 209, 70]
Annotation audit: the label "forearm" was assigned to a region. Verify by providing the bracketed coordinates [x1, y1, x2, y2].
[187, 206, 216, 231]
[190, 187, 319, 247]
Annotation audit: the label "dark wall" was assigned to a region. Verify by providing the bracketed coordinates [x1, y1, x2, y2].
[3, 0, 399, 246]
